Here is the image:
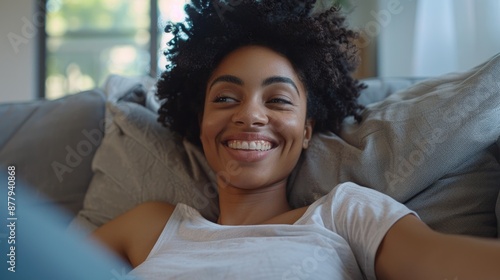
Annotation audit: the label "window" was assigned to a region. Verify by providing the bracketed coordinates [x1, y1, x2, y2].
[42, 0, 189, 99]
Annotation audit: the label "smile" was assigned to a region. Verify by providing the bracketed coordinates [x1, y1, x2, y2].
[226, 140, 273, 151]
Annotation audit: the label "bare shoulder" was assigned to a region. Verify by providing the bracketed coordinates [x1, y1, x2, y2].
[92, 201, 176, 268]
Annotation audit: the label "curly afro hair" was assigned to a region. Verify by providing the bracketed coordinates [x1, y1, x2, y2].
[156, 0, 365, 146]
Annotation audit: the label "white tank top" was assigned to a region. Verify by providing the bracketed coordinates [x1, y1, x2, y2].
[131, 182, 415, 279]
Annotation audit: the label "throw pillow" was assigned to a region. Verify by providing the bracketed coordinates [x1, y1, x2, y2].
[74, 101, 219, 231]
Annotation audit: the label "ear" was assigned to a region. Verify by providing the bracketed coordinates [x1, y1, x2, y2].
[302, 118, 315, 149]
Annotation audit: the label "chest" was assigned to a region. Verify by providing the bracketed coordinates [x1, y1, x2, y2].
[133, 225, 364, 279]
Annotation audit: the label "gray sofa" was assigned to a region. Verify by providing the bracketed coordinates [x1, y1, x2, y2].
[1, 55, 500, 239]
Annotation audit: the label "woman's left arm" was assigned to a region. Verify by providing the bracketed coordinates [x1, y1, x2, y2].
[375, 214, 500, 280]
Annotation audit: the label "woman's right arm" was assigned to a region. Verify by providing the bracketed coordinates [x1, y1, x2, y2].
[375, 214, 500, 280]
[92, 201, 175, 267]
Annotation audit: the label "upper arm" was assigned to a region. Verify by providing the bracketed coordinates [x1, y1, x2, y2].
[374, 214, 436, 280]
[92, 201, 175, 267]
[376, 214, 500, 280]
[375, 212, 500, 280]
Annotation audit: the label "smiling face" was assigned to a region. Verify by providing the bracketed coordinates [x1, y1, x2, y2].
[200, 45, 314, 191]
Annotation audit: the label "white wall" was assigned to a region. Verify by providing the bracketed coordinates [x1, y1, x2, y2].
[0, 0, 38, 102]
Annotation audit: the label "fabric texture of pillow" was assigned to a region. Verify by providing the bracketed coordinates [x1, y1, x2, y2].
[70, 76, 219, 233]
[0, 90, 106, 226]
[73, 54, 500, 237]
[75, 101, 219, 231]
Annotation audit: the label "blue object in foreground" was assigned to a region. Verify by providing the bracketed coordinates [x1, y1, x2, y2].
[0, 168, 135, 280]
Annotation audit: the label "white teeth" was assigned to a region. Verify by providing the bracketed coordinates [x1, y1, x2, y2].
[227, 140, 272, 151]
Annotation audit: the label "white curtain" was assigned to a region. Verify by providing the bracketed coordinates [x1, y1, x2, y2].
[412, 0, 500, 76]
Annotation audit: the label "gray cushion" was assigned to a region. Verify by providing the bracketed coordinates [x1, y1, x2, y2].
[74, 54, 500, 237]
[357, 77, 425, 106]
[0, 90, 106, 226]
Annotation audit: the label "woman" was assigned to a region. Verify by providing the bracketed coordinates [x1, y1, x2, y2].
[93, 1, 500, 279]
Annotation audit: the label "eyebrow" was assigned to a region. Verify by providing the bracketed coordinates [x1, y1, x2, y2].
[262, 76, 300, 96]
[209, 74, 300, 96]
[209, 75, 243, 90]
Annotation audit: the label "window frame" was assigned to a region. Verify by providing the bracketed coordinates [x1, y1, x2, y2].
[38, 0, 161, 99]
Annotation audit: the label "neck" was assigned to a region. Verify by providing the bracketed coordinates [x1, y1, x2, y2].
[217, 181, 291, 225]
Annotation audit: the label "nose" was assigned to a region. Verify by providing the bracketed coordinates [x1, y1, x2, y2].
[231, 99, 268, 127]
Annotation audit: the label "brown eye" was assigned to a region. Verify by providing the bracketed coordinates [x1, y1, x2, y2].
[268, 98, 293, 105]
[213, 95, 237, 103]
